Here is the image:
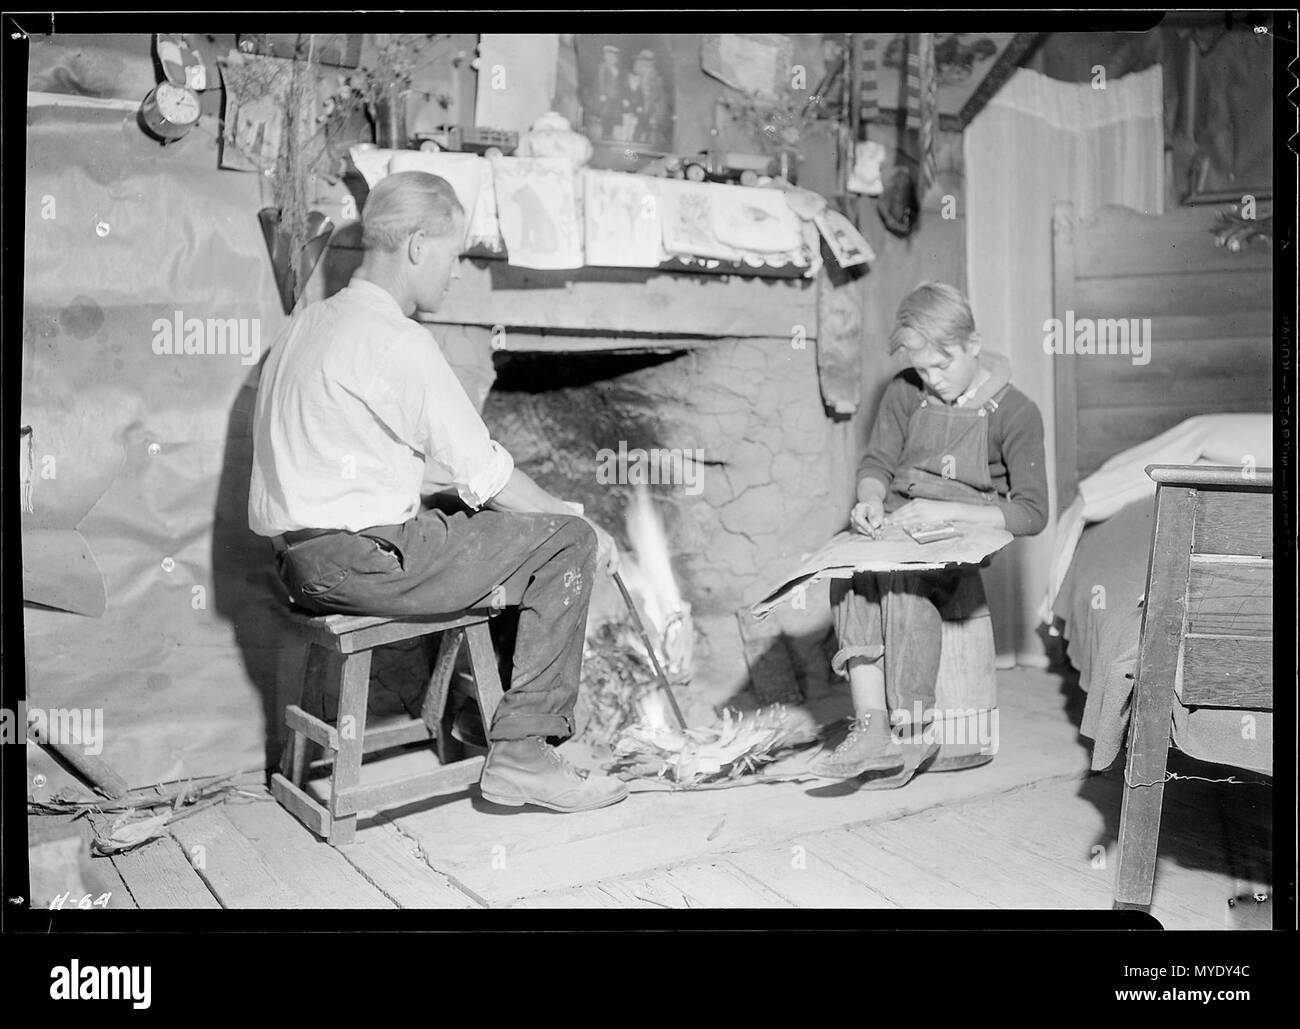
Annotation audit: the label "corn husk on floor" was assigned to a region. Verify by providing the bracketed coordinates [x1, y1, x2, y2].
[608, 704, 820, 788]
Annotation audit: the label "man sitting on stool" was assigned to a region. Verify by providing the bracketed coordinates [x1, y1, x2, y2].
[249, 170, 627, 813]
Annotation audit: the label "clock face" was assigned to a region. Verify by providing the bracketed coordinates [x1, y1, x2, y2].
[156, 83, 200, 125]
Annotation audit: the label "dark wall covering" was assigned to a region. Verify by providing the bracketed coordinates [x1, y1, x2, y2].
[1026, 25, 1274, 204]
[22, 93, 290, 785]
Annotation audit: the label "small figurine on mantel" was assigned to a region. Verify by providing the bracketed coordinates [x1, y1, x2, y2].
[516, 112, 593, 168]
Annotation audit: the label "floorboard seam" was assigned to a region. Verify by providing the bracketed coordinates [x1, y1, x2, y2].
[382, 815, 491, 908]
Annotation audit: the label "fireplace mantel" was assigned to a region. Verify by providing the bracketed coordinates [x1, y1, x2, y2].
[321, 243, 818, 344]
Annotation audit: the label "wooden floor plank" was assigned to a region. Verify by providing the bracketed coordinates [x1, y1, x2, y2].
[725, 845, 898, 908]
[870, 811, 1080, 910]
[112, 835, 221, 909]
[341, 821, 481, 909]
[168, 806, 308, 909]
[944, 810, 1112, 909]
[656, 861, 794, 908]
[221, 798, 395, 909]
[811, 826, 986, 909]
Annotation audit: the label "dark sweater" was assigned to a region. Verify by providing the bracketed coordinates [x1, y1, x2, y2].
[857, 361, 1049, 537]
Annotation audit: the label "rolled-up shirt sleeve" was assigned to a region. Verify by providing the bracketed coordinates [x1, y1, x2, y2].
[372, 329, 516, 510]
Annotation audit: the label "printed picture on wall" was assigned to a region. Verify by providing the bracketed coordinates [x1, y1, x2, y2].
[576, 34, 675, 167]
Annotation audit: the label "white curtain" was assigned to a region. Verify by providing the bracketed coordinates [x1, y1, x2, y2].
[964, 66, 1164, 666]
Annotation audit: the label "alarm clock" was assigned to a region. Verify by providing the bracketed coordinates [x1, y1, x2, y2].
[139, 82, 200, 142]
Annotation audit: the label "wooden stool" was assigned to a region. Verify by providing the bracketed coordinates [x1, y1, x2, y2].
[932, 610, 999, 760]
[270, 607, 504, 847]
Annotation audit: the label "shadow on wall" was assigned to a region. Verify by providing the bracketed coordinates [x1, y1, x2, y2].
[209, 370, 297, 772]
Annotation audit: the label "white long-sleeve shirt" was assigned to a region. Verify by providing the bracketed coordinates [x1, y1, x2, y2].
[248, 278, 514, 536]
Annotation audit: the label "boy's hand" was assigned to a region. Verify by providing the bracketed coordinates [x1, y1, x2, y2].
[850, 498, 885, 536]
[886, 498, 950, 529]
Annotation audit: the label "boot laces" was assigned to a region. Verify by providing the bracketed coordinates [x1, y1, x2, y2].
[541, 740, 589, 780]
[832, 713, 875, 755]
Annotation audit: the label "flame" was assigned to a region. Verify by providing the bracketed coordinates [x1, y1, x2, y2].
[618, 485, 693, 727]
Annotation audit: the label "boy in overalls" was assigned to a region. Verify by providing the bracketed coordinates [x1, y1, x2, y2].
[813, 283, 1049, 788]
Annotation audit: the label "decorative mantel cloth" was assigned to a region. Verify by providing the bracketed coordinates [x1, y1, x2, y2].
[489, 155, 586, 269]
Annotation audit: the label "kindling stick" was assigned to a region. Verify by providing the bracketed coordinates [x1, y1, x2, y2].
[611, 571, 688, 729]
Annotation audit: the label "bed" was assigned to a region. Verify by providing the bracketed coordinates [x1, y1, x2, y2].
[1050, 202, 1274, 910]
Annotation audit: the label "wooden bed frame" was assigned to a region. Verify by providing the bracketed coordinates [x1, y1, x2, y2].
[1050, 203, 1274, 911]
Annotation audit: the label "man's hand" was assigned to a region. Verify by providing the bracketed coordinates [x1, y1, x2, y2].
[588, 520, 620, 576]
[850, 498, 885, 536]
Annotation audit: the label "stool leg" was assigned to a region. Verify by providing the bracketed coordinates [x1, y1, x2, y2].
[328, 649, 371, 847]
[275, 630, 312, 774]
[464, 622, 505, 734]
[422, 629, 465, 763]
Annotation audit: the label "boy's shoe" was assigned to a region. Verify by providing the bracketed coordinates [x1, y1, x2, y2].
[479, 737, 628, 812]
[930, 743, 995, 773]
[811, 710, 900, 778]
[856, 724, 941, 790]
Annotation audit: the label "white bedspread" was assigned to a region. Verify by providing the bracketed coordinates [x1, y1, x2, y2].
[1041, 413, 1272, 623]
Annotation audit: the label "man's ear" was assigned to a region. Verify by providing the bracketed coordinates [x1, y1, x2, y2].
[406, 229, 426, 265]
[966, 331, 982, 357]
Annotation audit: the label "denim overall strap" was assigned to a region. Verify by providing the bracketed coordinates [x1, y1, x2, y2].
[888, 384, 1011, 508]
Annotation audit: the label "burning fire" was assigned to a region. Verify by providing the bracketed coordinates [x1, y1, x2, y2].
[616, 485, 693, 728]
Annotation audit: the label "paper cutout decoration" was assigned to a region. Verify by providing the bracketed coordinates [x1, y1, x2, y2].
[815, 209, 876, 269]
[490, 156, 584, 269]
[750, 525, 1014, 620]
[583, 169, 665, 268]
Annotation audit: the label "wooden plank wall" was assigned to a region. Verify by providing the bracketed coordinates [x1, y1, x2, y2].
[1052, 203, 1272, 504]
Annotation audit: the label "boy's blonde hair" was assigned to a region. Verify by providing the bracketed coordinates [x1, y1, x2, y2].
[362, 171, 464, 252]
[888, 282, 979, 356]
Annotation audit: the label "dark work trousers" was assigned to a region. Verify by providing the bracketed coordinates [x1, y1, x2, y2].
[829, 567, 988, 713]
[274, 498, 597, 742]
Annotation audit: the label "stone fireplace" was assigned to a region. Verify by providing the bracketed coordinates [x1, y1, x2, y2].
[477, 334, 854, 713]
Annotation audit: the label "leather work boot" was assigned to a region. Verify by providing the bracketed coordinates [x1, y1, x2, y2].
[856, 722, 942, 790]
[479, 737, 629, 812]
[810, 710, 900, 778]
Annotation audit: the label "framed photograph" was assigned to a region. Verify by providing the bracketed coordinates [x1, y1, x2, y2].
[576, 34, 675, 169]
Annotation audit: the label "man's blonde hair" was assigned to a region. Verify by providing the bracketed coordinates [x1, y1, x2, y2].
[888, 282, 979, 355]
[362, 171, 464, 252]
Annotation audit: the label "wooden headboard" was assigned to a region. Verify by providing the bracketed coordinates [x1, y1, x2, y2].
[1051, 203, 1272, 505]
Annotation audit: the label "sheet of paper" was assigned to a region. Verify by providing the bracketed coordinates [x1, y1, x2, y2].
[475, 33, 559, 135]
[750, 524, 1014, 619]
